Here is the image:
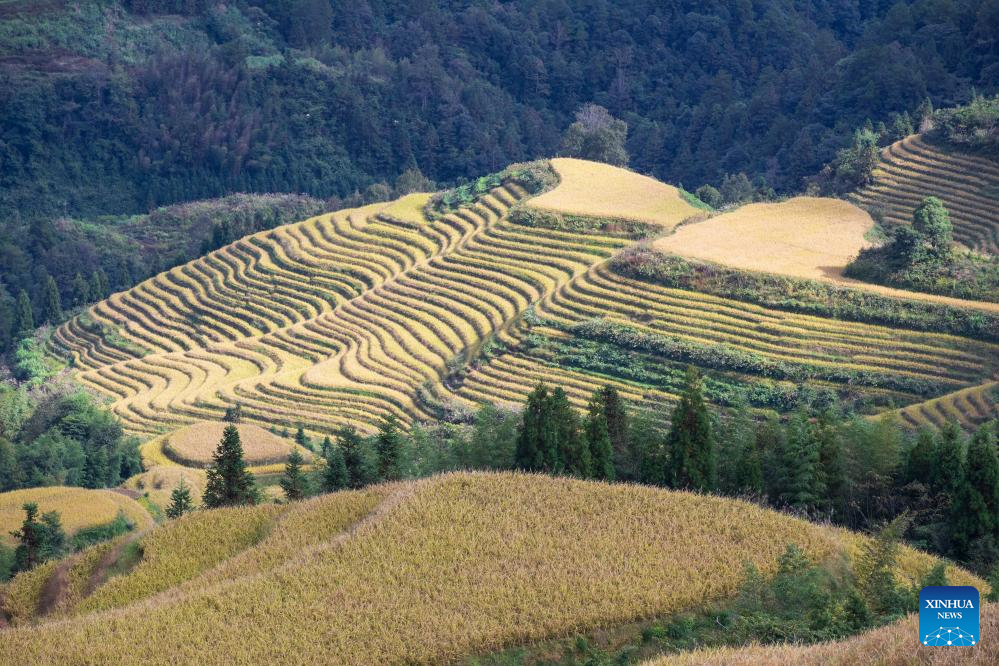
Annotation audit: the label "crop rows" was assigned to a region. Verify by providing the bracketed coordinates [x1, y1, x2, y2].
[889, 381, 998, 430]
[51, 181, 628, 439]
[850, 135, 999, 254]
[460, 262, 998, 412]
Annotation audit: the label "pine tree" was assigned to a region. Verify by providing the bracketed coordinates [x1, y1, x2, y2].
[13, 289, 33, 339]
[89, 270, 105, 301]
[322, 444, 349, 492]
[904, 428, 936, 485]
[949, 424, 999, 560]
[280, 449, 307, 501]
[166, 478, 195, 518]
[515, 383, 549, 472]
[83, 445, 110, 489]
[600, 385, 632, 478]
[666, 367, 715, 491]
[337, 426, 374, 489]
[294, 425, 310, 451]
[320, 435, 332, 459]
[375, 416, 403, 481]
[551, 387, 588, 477]
[222, 403, 242, 424]
[10, 503, 42, 572]
[584, 390, 614, 480]
[43, 276, 62, 324]
[717, 398, 755, 494]
[782, 413, 824, 509]
[202, 424, 258, 508]
[71, 272, 90, 306]
[932, 421, 965, 497]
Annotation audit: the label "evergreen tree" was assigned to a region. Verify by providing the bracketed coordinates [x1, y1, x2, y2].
[904, 428, 936, 485]
[294, 425, 310, 450]
[666, 367, 715, 491]
[337, 426, 375, 489]
[584, 390, 614, 481]
[551, 387, 588, 477]
[375, 416, 404, 481]
[932, 421, 965, 497]
[165, 478, 195, 518]
[856, 516, 909, 618]
[71, 272, 90, 306]
[89, 270, 105, 301]
[782, 413, 824, 509]
[202, 424, 258, 508]
[949, 424, 999, 560]
[37, 510, 66, 562]
[717, 398, 757, 494]
[515, 383, 550, 472]
[322, 444, 349, 492]
[43, 275, 62, 324]
[222, 403, 242, 424]
[600, 386, 632, 479]
[10, 503, 42, 572]
[280, 449, 308, 501]
[82, 445, 110, 488]
[12, 289, 33, 339]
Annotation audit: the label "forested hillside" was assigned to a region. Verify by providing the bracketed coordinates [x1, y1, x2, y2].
[2, 0, 998, 222]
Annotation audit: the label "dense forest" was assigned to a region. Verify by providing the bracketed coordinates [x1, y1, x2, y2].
[2, 0, 998, 223]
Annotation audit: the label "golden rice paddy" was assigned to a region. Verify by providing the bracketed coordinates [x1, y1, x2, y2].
[0, 487, 152, 545]
[162, 421, 301, 468]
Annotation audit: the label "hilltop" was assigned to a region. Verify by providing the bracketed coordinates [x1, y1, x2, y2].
[0, 472, 985, 663]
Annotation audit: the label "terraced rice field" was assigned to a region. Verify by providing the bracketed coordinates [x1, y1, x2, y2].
[0, 473, 983, 664]
[887, 381, 998, 430]
[51, 176, 615, 438]
[527, 158, 700, 227]
[453, 261, 999, 414]
[851, 134, 999, 254]
[0, 487, 152, 545]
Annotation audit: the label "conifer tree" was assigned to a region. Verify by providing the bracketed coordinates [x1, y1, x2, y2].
[515, 383, 550, 472]
[89, 270, 105, 301]
[202, 424, 258, 508]
[337, 426, 374, 489]
[376, 415, 404, 481]
[222, 403, 242, 424]
[551, 387, 588, 477]
[932, 421, 965, 497]
[166, 478, 195, 518]
[13, 289, 33, 339]
[10, 503, 42, 572]
[43, 276, 62, 324]
[600, 385, 632, 477]
[584, 390, 614, 480]
[666, 367, 715, 491]
[717, 397, 755, 494]
[71, 272, 90, 306]
[904, 428, 936, 485]
[294, 425, 310, 450]
[322, 444, 349, 492]
[82, 445, 109, 489]
[280, 449, 307, 501]
[782, 413, 824, 509]
[949, 424, 999, 560]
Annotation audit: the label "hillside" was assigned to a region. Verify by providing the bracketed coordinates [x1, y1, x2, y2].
[651, 603, 999, 665]
[851, 135, 999, 255]
[0, 487, 152, 546]
[47, 159, 999, 437]
[0, 473, 985, 663]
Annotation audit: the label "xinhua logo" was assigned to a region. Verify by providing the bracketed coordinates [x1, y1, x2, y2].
[919, 586, 979, 646]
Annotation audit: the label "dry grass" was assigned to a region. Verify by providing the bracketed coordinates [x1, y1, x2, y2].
[382, 192, 432, 224]
[528, 158, 700, 228]
[655, 196, 999, 313]
[655, 197, 874, 281]
[649, 603, 999, 665]
[123, 466, 206, 511]
[163, 421, 303, 468]
[0, 473, 982, 664]
[0, 487, 152, 546]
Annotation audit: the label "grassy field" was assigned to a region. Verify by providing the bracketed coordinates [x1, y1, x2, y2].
[651, 602, 999, 665]
[0, 487, 152, 546]
[527, 158, 700, 228]
[0, 473, 983, 663]
[851, 134, 999, 255]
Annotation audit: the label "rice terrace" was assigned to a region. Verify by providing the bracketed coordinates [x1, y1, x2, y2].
[2, 1, 999, 664]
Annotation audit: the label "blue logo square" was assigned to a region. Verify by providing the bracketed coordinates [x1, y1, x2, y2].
[919, 586, 979, 646]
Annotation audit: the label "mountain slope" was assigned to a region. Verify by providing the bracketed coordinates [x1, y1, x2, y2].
[0, 473, 985, 664]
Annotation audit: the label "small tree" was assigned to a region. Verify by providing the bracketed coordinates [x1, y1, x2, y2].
[222, 403, 243, 424]
[322, 444, 349, 492]
[856, 516, 910, 618]
[280, 449, 308, 501]
[694, 184, 722, 208]
[166, 478, 195, 518]
[515, 383, 550, 472]
[13, 290, 33, 340]
[295, 425, 311, 451]
[10, 503, 42, 572]
[375, 416, 404, 481]
[560, 104, 629, 166]
[600, 385, 632, 479]
[666, 367, 715, 491]
[911, 197, 953, 261]
[949, 424, 999, 560]
[551, 387, 588, 477]
[43, 276, 63, 324]
[202, 424, 258, 508]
